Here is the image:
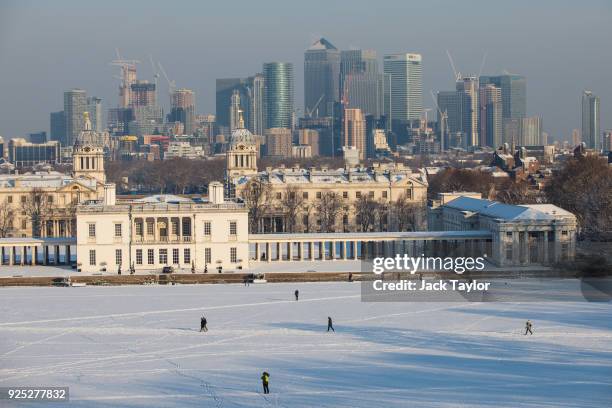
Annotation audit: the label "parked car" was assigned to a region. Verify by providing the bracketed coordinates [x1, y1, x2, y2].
[162, 266, 174, 274]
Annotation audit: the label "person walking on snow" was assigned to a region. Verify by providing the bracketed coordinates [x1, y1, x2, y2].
[524, 320, 533, 335]
[295, 289, 299, 301]
[327, 316, 335, 332]
[261, 371, 270, 394]
[200, 316, 208, 332]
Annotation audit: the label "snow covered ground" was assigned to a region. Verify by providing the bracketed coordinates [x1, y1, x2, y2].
[0, 280, 611, 407]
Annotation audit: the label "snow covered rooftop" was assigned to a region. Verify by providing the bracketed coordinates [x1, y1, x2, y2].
[445, 196, 574, 221]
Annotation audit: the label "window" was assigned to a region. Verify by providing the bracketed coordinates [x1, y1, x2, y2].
[205, 248, 211, 264]
[21, 196, 26, 203]
[356, 191, 362, 199]
[22, 219, 27, 229]
[172, 248, 179, 265]
[115, 249, 122, 266]
[506, 232, 513, 237]
[382, 191, 388, 199]
[303, 192, 308, 199]
[229, 221, 237, 236]
[136, 249, 143, 265]
[343, 215, 348, 225]
[135, 221, 143, 236]
[406, 188, 413, 199]
[561, 230, 568, 236]
[342, 191, 348, 199]
[302, 215, 308, 226]
[159, 249, 168, 265]
[203, 221, 211, 236]
[276, 192, 282, 199]
[184, 248, 191, 264]
[316, 191, 322, 199]
[368, 191, 374, 198]
[88, 223, 96, 238]
[146, 220, 154, 235]
[114, 223, 122, 237]
[7, 196, 12, 204]
[48, 195, 54, 204]
[230, 247, 237, 263]
[171, 219, 179, 235]
[89, 250, 96, 266]
[147, 249, 154, 265]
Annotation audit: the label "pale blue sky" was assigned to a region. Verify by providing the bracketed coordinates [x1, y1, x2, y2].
[0, 0, 610, 141]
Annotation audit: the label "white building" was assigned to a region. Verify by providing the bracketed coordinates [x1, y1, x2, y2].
[76, 182, 249, 273]
[164, 141, 205, 160]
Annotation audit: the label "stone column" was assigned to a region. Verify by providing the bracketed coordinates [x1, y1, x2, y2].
[66, 245, 72, 264]
[286, 242, 292, 261]
[299, 242, 304, 261]
[33, 246, 38, 265]
[9, 246, 14, 266]
[266, 243, 271, 263]
[20, 247, 25, 265]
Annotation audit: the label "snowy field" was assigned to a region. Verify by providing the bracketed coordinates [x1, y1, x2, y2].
[1, 281, 611, 407]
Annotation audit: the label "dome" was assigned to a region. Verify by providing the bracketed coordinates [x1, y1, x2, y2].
[230, 127, 255, 147]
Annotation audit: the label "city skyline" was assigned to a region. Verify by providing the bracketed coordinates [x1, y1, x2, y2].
[0, 0, 610, 141]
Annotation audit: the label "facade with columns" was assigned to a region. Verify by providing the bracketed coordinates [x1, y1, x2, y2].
[429, 193, 577, 266]
[0, 112, 115, 239]
[76, 183, 249, 273]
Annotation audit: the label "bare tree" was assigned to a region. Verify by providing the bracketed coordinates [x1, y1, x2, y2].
[392, 194, 423, 232]
[242, 179, 271, 233]
[0, 200, 15, 238]
[354, 194, 378, 232]
[22, 188, 52, 237]
[316, 191, 343, 233]
[280, 186, 305, 233]
[301, 203, 316, 233]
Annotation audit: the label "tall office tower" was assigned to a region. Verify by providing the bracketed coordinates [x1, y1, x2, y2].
[603, 130, 612, 151]
[229, 90, 241, 133]
[263, 62, 294, 129]
[216, 75, 265, 136]
[64, 88, 87, 146]
[116, 63, 137, 108]
[86, 97, 103, 132]
[304, 38, 340, 118]
[436, 91, 463, 148]
[248, 74, 265, 136]
[130, 81, 156, 107]
[50, 111, 65, 145]
[340, 49, 380, 117]
[169, 88, 196, 135]
[572, 129, 581, 146]
[479, 84, 502, 148]
[582, 90, 600, 149]
[521, 116, 543, 145]
[383, 53, 423, 123]
[479, 74, 526, 120]
[264, 127, 293, 158]
[343, 108, 367, 160]
[456, 77, 479, 147]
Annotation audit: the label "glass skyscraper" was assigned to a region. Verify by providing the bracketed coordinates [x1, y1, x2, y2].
[263, 62, 294, 129]
[304, 38, 340, 118]
[64, 88, 87, 147]
[340, 49, 380, 117]
[383, 53, 423, 123]
[479, 74, 526, 121]
[582, 90, 600, 150]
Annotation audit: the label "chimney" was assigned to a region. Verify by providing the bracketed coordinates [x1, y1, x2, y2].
[209, 181, 225, 205]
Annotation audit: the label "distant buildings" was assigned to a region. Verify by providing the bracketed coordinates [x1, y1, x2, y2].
[216, 75, 265, 136]
[263, 62, 294, 129]
[304, 38, 340, 118]
[340, 49, 381, 118]
[581, 90, 600, 150]
[7, 138, 60, 167]
[479, 74, 526, 121]
[479, 84, 502, 148]
[456, 77, 480, 148]
[383, 53, 423, 123]
[86, 97, 103, 133]
[64, 89, 87, 147]
[343, 108, 367, 160]
[169, 88, 196, 135]
[265, 127, 293, 158]
[50, 111, 66, 144]
[298, 129, 320, 156]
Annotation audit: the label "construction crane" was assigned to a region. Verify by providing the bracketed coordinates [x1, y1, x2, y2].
[158, 62, 176, 106]
[305, 94, 324, 118]
[110, 48, 139, 108]
[430, 90, 449, 151]
[149, 55, 160, 104]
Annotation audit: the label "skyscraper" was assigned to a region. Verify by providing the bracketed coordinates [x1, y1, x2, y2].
[341, 49, 380, 117]
[456, 77, 479, 147]
[479, 84, 502, 148]
[383, 53, 423, 123]
[129, 81, 156, 107]
[50, 111, 65, 145]
[521, 116, 543, 146]
[216, 75, 265, 136]
[343, 108, 367, 160]
[64, 88, 87, 146]
[304, 38, 340, 118]
[479, 74, 526, 120]
[170, 88, 196, 135]
[87, 97, 103, 132]
[263, 62, 294, 129]
[582, 90, 600, 149]
[230, 90, 241, 133]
